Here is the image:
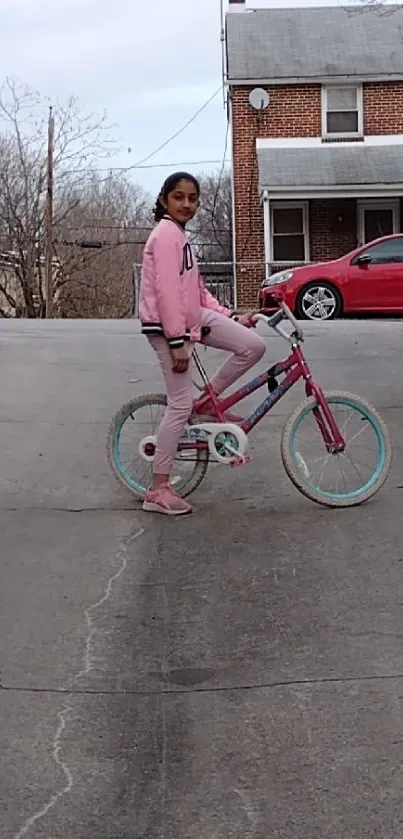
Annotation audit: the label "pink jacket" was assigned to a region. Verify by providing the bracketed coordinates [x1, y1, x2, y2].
[139, 217, 233, 348]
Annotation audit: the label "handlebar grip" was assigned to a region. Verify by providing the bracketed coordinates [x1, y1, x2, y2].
[266, 310, 284, 329]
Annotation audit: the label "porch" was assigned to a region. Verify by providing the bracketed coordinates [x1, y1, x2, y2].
[256, 141, 403, 278]
[265, 196, 403, 277]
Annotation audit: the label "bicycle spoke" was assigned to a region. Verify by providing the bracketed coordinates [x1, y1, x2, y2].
[289, 396, 387, 502]
[111, 398, 206, 496]
[137, 461, 153, 488]
[344, 422, 370, 446]
[310, 454, 332, 488]
[337, 457, 349, 495]
[343, 451, 364, 482]
[295, 433, 325, 447]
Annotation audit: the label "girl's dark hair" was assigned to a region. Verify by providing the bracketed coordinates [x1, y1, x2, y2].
[153, 172, 200, 222]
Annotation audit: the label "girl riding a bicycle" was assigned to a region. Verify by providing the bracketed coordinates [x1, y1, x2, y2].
[139, 171, 265, 516]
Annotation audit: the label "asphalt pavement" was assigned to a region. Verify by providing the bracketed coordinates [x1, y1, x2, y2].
[1, 317, 403, 838]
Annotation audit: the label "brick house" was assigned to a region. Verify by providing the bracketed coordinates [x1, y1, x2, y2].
[226, 1, 403, 307]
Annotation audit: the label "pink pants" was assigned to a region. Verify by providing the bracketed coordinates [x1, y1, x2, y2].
[148, 308, 266, 474]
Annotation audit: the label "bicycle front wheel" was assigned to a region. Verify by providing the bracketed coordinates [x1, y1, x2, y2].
[106, 393, 209, 500]
[281, 390, 392, 507]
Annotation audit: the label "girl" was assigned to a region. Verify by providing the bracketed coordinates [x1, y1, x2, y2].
[139, 172, 266, 516]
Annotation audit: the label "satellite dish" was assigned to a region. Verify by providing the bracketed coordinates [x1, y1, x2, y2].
[249, 88, 270, 111]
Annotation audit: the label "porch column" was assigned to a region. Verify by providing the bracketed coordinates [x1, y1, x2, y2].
[262, 190, 271, 284]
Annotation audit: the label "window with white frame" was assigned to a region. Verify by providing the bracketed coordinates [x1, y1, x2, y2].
[322, 85, 363, 137]
[271, 203, 309, 262]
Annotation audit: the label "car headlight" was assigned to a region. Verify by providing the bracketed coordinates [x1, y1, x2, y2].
[261, 270, 294, 288]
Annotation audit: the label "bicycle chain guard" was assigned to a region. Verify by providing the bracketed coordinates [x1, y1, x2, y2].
[138, 423, 250, 466]
[190, 421, 249, 465]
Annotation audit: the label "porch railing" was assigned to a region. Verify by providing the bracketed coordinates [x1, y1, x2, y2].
[268, 261, 310, 275]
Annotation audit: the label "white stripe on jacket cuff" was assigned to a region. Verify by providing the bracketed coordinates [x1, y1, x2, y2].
[168, 337, 186, 349]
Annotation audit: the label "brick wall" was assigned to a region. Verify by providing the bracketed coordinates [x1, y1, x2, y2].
[232, 81, 403, 307]
[232, 85, 321, 307]
[364, 83, 403, 133]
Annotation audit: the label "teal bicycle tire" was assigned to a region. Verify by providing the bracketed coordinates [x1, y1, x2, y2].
[106, 393, 210, 500]
[281, 390, 392, 508]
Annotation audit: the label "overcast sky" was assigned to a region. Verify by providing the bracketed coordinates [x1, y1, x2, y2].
[1, 0, 358, 199]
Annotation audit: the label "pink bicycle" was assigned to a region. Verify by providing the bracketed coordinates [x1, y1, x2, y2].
[107, 299, 392, 507]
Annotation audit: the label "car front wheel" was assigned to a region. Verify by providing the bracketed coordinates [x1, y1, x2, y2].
[296, 282, 342, 321]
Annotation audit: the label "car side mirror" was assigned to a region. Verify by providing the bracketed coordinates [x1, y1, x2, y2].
[356, 254, 372, 265]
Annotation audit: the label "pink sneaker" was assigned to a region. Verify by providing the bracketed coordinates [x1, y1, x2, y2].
[143, 485, 193, 516]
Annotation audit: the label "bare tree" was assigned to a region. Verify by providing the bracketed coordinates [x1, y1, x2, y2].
[189, 169, 233, 263]
[0, 78, 151, 317]
[185, 169, 234, 307]
[0, 86, 233, 317]
[54, 174, 152, 317]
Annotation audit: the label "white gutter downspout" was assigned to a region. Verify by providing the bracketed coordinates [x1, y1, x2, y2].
[262, 189, 271, 284]
[222, 2, 237, 309]
[220, 0, 226, 108]
[229, 95, 238, 310]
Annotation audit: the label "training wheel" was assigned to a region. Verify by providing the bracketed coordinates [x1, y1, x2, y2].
[139, 435, 156, 462]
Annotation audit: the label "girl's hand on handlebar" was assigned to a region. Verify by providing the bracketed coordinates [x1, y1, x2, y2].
[171, 346, 190, 373]
[238, 310, 259, 328]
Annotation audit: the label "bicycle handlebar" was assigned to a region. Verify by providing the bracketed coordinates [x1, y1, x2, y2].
[277, 299, 304, 340]
[254, 296, 304, 342]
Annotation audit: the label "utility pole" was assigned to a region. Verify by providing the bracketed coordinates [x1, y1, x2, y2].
[45, 106, 55, 318]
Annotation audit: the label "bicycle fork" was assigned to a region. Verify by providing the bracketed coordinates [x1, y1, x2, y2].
[288, 344, 344, 453]
[306, 380, 345, 453]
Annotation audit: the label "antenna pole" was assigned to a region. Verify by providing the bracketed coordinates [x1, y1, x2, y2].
[220, 0, 226, 108]
[45, 106, 55, 318]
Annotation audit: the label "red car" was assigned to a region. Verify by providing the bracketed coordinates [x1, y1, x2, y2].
[259, 234, 403, 320]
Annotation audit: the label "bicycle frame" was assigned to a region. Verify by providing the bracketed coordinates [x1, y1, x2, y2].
[191, 305, 345, 454]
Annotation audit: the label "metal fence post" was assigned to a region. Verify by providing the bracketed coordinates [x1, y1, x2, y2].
[132, 264, 140, 318]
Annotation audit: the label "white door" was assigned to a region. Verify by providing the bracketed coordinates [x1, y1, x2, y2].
[357, 200, 399, 245]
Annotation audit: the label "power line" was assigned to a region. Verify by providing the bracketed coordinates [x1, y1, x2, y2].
[211, 121, 230, 229]
[60, 87, 225, 177]
[0, 220, 232, 243]
[129, 157, 230, 171]
[53, 238, 143, 248]
[62, 222, 231, 234]
[53, 239, 226, 249]
[59, 158, 231, 175]
[122, 86, 223, 171]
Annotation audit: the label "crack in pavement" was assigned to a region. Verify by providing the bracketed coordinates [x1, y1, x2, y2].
[0, 506, 143, 513]
[3, 671, 403, 700]
[12, 527, 145, 839]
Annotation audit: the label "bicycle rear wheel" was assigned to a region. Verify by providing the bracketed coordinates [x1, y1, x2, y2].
[106, 393, 209, 499]
[281, 390, 392, 507]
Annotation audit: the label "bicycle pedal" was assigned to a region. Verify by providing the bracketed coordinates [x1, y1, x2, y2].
[230, 455, 252, 468]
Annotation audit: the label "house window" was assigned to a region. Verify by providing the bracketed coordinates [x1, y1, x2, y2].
[322, 85, 363, 137]
[271, 202, 309, 262]
[357, 199, 399, 244]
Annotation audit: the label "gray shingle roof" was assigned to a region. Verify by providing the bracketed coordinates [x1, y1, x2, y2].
[227, 5, 403, 81]
[257, 144, 403, 189]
